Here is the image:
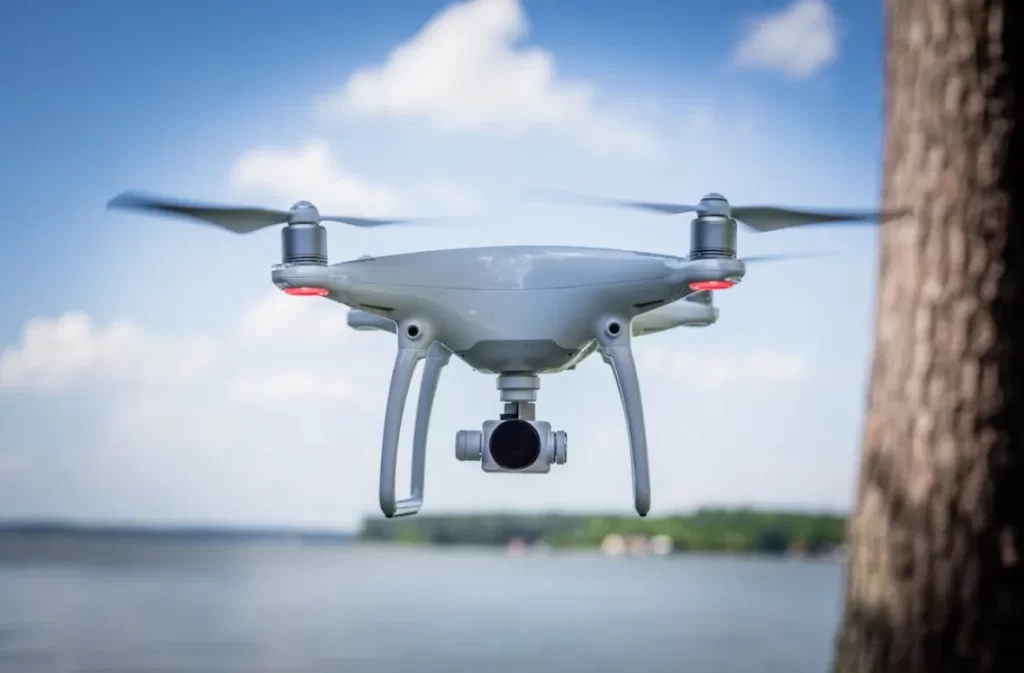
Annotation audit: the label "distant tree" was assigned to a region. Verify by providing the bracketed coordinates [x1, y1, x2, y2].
[753, 528, 790, 554]
[832, 1, 1023, 672]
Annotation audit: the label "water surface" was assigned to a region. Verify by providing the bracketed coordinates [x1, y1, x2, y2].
[0, 539, 845, 673]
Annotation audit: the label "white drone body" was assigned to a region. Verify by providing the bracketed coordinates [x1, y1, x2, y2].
[108, 190, 900, 518]
[273, 245, 741, 517]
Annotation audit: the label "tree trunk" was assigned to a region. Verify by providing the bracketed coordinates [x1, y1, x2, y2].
[832, 1, 1023, 672]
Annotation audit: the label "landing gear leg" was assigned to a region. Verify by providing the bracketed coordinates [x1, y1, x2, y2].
[407, 342, 452, 512]
[597, 318, 652, 516]
[379, 324, 448, 518]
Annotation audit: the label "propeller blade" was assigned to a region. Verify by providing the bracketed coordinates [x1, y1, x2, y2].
[324, 215, 478, 228]
[740, 251, 836, 263]
[320, 215, 413, 227]
[524, 187, 699, 215]
[107, 191, 292, 234]
[108, 191, 449, 234]
[731, 206, 909, 232]
[527, 186, 910, 232]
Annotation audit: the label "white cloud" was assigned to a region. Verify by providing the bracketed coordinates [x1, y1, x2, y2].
[64, 292, 392, 528]
[0, 312, 218, 393]
[230, 137, 405, 216]
[320, 0, 656, 157]
[227, 368, 359, 408]
[237, 290, 351, 347]
[413, 177, 481, 216]
[732, 0, 837, 78]
[107, 396, 246, 453]
[229, 137, 479, 217]
[229, 292, 392, 417]
[0, 290, 385, 404]
[637, 345, 808, 387]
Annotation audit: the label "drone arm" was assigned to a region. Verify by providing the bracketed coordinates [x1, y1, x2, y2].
[597, 324, 652, 516]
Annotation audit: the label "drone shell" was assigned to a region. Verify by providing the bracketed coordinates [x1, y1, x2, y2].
[273, 245, 743, 373]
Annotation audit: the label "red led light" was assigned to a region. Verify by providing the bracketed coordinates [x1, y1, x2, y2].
[689, 280, 736, 292]
[283, 286, 329, 297]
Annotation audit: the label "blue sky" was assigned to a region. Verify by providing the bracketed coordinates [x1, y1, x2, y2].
[0, 0, 886, 529]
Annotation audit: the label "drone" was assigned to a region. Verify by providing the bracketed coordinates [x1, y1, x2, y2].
[107, 189, 903, 518]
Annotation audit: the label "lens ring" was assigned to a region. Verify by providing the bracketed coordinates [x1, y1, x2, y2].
[489, 420, 541, 470]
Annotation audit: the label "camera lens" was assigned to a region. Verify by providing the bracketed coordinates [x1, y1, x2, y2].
[489, 419, 541, 470]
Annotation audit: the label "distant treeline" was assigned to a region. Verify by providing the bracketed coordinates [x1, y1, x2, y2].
[358, 508, 848, 554]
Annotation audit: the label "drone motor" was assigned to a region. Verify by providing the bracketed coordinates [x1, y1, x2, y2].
[689, 193, 737, 261]
[281, 201, 328, 266]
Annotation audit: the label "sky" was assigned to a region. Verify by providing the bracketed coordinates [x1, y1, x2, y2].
[0, 0, 887, 530]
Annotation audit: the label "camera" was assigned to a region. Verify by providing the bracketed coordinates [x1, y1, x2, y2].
[455, 419, 567, 473]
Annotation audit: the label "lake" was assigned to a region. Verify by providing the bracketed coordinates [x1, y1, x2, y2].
[0, 539, 845, 673]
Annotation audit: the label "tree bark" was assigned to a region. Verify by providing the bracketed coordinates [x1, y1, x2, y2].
[832, 1, 1023, 672]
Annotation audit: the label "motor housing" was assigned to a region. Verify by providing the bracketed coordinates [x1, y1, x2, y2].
[282, 223, 328, 265]
[689, 193, 737, 260]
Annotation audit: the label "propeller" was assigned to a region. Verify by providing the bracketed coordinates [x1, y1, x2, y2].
[107, 191, 422, 234]
[738, 251, 836, 264]
[526, 188, 909, 232]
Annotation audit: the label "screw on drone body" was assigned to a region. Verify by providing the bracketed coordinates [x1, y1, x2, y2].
[403, 322, 423, 340]
[604, 319, 623, 339]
